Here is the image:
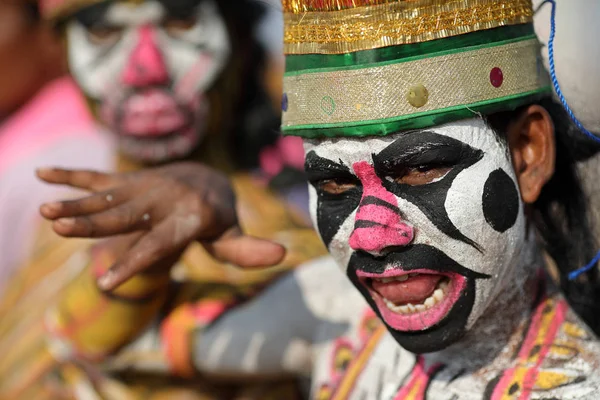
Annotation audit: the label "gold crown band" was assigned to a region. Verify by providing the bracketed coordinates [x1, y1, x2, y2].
[284, 0, 533, 54]
[282, 38, 547, 129]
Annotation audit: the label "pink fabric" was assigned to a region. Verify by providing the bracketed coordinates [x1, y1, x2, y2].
[0, 77, 115, 292]
[0, 77, 95, 174]
[259, 136, 305, 178]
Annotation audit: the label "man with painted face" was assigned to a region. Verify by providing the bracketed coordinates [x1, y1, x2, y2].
[131, 0, 600, 398]
[0, 0, 325, 398]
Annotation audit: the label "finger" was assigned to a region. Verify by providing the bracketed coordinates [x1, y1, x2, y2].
[204, 228, 286, 269]
[97, 218, 195, 291]
[40, 187, 133, 220]
[51, 197, 154, 238]
[36, 168, 122, 192]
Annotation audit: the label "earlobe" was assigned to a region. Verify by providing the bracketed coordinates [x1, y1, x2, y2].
[508, 105, 556, 204]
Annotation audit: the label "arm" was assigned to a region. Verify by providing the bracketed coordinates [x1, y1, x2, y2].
[181, 256, 353, 379]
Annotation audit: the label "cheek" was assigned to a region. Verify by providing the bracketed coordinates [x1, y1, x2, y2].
[445, 157, 522, 270]
[445, 158, 526, 327]
[165, 5, 231, 91]
[66, 23, 132, 99]
[308, 186, 357, 273]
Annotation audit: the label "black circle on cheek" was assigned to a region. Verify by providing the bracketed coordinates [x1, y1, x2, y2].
[482, 169, 519, 232]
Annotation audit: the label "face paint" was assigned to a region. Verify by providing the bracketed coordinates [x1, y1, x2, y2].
[304, 119, 526, 353]
[66, 0, 231, 162]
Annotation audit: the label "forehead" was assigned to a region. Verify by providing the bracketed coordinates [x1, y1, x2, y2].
[73, 0, 205, 25]
[304, 118, 506, 166]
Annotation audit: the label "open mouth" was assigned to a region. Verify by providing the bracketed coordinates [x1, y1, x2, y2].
[357, 269, 467, 332]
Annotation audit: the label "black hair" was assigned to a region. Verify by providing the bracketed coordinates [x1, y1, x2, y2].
[486, 97, 600, 333]
[217, 0, 281, 169]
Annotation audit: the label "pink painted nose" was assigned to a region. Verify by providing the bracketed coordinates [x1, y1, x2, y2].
[349, 161, 414, 255]
[121, 26, 169, 87]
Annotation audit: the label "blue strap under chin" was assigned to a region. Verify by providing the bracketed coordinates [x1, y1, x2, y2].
[540, 0, 600, 280]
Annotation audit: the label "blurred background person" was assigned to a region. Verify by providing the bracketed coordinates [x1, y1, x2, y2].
[0, 0, 325, 398]
[0, 0, 113, 291]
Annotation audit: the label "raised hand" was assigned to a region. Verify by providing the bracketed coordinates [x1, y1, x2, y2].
[37, 162, 286, 291]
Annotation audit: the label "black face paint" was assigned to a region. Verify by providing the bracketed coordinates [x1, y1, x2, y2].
[74, 0, 205, 27]
[373, 131, 484, 252]
[347, 244, 490, 353]
[482, 169, 520, 232]
[305, 151, 362, 247]
[73, 2, 112, 27]
[157, 0, 204, 19]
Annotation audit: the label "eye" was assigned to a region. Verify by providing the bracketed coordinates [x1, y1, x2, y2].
[315, 178, 358, 196]
[388, 164, 452, 186]
[86, 25, 123, 45]
[163, 16, 198, 36]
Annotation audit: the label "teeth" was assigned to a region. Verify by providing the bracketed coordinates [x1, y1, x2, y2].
[424, 297, 435, 308]
[381, 279, 450, 315]
[376, 275, 409, 284]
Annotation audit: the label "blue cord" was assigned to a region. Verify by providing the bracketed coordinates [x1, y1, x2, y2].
[541, 0, 600, 280]
[543, 0, 600, 144]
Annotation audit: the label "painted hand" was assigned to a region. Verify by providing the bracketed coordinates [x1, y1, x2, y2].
[36, 162, 286, 291]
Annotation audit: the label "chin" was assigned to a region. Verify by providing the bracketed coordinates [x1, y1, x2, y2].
[118, 126, 202, 164]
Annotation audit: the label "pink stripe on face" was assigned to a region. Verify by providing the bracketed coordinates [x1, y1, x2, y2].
[349, 161, 414, 254]
[121, 26, 169, 87]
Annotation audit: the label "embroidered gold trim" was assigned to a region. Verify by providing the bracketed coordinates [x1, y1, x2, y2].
[282, 39, 546, 128]
[284, 0, 533, 54]
[282, 0, 421, 13]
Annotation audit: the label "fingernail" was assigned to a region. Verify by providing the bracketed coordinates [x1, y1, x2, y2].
[56, 218, 76, 228]
[42, 202, 62, 213]
[97, 270, 114, 290]
[36, 168, 52, 175]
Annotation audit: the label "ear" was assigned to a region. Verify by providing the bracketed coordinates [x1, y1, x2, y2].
[507, 105, 556, 204]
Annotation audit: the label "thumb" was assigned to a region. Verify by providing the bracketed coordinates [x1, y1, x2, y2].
[203, 227, 286, 269]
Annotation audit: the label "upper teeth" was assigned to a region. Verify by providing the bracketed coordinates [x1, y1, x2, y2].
[381, 279, 450, 315]
[379, 275, 410, 283]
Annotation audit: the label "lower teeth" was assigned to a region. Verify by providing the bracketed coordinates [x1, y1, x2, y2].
[383, 279, 449, 315]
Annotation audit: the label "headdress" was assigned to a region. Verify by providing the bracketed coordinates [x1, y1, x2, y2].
[281, 0, 551, 138]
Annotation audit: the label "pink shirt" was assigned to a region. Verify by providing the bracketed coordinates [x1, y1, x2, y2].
[0, 77, 115, 291]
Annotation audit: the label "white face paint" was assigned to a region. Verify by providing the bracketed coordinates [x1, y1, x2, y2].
[303, 118, 527, 353]
[66, 0, 231, 162]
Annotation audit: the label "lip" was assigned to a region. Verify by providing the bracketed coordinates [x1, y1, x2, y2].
[356, 268, 467, 332]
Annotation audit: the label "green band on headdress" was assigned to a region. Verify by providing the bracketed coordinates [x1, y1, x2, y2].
[281, 0, 551, 138]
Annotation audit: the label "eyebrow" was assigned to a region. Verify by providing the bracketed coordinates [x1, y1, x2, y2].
[73, 2, 112, 27]
[304, 151, 352, 181]
[373, 130, 468, 170]
[158, 0, 203, 17]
